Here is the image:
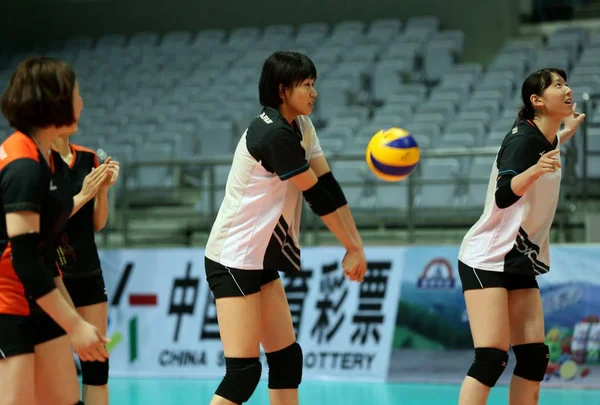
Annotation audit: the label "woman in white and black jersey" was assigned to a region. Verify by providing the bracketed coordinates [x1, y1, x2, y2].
[456, 68, 585, 405]
[203, 52, 367, 405]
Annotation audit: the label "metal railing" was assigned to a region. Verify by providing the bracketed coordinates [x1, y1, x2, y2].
[107, 142, 582, 246]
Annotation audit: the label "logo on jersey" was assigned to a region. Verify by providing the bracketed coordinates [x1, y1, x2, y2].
[514, 227, 549, 274]
[259, 112, 273, 124]
[49, 180, 57, 191]
[0, 146, 6, 160]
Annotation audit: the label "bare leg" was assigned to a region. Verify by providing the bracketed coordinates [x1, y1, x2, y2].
[34, 335, 81, 405]
[458, 288, 510, 405]
[508, 289, 545, 405]
[210, 292, 262, 405]
[259, 279, 299, 405]
[78, 302, 109, 405]
[0, 354, 35, 405]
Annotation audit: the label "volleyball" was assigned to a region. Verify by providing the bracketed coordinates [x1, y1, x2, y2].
[365, 127, 420, 182]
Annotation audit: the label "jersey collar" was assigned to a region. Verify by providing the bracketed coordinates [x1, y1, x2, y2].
[524, 119, 558, 149]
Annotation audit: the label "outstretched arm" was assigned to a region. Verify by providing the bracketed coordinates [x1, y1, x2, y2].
[309, 155, 363, 247]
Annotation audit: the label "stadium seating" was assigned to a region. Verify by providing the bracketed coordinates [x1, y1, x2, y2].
[0, 17, 597, 225]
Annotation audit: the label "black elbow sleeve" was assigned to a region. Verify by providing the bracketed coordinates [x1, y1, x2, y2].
[303, 180, 338, 216]
[318, 171, 347, 208]
[10, 233, 56, 300]
[495, 175, 521, 209]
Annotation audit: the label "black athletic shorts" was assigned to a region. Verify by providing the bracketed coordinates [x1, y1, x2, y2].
[62, 270, 108, 308]
[205, 256, 280, 299]
[458, 260, 539, 292]
[0, 303, 67, 359]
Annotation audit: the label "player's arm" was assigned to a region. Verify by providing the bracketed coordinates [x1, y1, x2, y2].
[55, 275, 75, 308]
[495, 135, 558, 208]
[557, 129, 571, 145]
[2, 159, 80, 333]
[290, 170, 362, 251]
[558, 103, 586, 145]
[310, 155, 363, 247]
[93, 154, 111, 231]
[93, 188, 109, 231]
[71, 159, 110, 218]
[263, 129, 361, 252]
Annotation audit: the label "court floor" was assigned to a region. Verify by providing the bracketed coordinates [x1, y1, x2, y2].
[109, 378, 600, 404]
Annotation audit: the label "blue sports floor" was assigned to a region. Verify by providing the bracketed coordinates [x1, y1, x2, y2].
[109, 378, 600, 404]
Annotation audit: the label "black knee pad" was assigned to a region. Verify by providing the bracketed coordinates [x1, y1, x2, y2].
[215, 357, 262, 404]
[81, 359, 109, 386]
[512, 343, 549, 382]
[266, 342, 303, 389]
[467, 347, 508, 388]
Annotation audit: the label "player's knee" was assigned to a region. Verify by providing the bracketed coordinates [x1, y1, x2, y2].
[81, 359, 109, 386]
[467, 347, 509, 388]
[512, 343, 549, 382]
[216, 357, 262, 404]
[266, 342, 303, 389]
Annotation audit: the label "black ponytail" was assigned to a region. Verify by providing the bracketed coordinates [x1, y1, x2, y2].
[517, 104, 534, 121]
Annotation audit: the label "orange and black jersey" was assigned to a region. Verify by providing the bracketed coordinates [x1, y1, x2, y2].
[57, 143, 101, 276]
[0, 132, 74, 316]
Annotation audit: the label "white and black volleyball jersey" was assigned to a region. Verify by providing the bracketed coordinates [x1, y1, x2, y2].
[459, 120, 561, 276]
[204, 107, 323, 272]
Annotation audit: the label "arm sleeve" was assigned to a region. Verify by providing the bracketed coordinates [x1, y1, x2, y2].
[1, 158, 43, 213]
[262, 127, 310, 181]
[1, 160, 56, 299]
[10, 233, 56, 299]
[319, 171, 347, 208]
[495, 135, 544, 209]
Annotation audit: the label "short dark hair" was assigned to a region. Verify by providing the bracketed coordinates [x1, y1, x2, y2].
[1, 56, 77, 134]
[518, 68, 567, 121]
[258, 51, 317, 109]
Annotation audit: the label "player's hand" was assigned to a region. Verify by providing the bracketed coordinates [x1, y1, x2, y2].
[69, 318, 110, 362]
[533, 149, 561, 177]
[563, 102, 586, 135]
[80, 160, 112, 200]
[342, 248, 367, 282]
[100, 157, 120, 189]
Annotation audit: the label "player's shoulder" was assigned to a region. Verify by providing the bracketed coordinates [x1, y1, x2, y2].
[294, 115, 317, 137]
[71, 143, 96, 157]
[0, 132, 40, 172]
[294, 115, 314, 129]
[70, 143, 99, 168]
[249, 108, 294, 141]
[501, 121, 544, 148]
[512, 120, 539, 135]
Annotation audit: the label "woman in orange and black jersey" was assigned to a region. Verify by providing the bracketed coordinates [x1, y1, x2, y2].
[53, 133, 119, 405]
[0, 56, 111, 405]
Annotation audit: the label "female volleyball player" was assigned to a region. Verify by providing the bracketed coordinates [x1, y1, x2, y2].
[457, 68, 585, 405]
[204, 51, 367, 405]
[53, 134, 119, 405]
[0, 56, 110, 405]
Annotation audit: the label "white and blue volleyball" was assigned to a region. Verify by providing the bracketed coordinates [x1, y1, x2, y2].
[365, 127, 420, 182]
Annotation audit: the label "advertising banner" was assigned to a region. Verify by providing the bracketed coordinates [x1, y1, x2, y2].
[100, 246, 404, 382]
[388, 245, 600, 388]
